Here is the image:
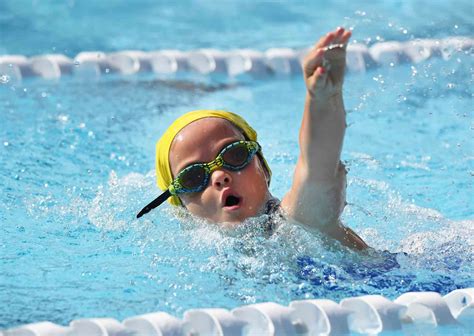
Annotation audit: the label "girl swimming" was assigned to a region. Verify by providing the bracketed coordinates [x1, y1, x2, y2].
[137, 27, 368, 250]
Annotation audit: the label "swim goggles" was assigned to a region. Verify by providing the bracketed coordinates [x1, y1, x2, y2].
[137, 140, 261, 218]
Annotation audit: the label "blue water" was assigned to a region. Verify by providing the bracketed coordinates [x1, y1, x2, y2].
[1, 0, 473, 56]
[1, 0, 473, 332]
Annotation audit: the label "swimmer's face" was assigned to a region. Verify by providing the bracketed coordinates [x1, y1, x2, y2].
[169, 118, 270, 225]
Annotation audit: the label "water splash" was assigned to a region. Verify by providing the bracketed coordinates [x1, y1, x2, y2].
[88, 170, 154, 230]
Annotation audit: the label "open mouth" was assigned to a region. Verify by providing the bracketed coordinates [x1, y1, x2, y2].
[224, 195, 241, 207]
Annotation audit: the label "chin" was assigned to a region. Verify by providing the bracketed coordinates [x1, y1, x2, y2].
[219, 220, 242, 229]
[219, 212, 250, 226]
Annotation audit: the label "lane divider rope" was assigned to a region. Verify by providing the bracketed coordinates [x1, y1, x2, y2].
[0, 37, 472, 83]
[4, 288, 473, 335]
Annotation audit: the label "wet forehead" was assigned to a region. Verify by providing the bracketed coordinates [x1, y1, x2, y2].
[170, 118, 245, 174]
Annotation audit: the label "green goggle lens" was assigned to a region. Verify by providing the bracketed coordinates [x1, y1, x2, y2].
[222, 143, 249, 166]
[179, 165, 207, 190]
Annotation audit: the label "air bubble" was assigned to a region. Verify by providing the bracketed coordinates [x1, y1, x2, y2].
[372, 75, 385, 84]
[0, 75, 10, 84]
[41, 92, 47, 98]
[57, 114, 69, 123]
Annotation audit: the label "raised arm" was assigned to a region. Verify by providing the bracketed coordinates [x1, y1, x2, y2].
[281, 28, 368, 250]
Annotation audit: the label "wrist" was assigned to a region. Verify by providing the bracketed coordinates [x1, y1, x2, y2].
[306, 91, 344, 110]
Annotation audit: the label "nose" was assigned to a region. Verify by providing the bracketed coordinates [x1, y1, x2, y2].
[210, 169, 232, 188]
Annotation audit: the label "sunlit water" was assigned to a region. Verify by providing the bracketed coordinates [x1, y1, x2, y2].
[1, 0, 473, 332]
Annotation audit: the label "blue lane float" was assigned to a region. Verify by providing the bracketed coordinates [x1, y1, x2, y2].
[3, 288, 473, 335]
[0, 37, 473, 83]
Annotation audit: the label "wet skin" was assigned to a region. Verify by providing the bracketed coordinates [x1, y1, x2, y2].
[169, 118, 270, 225]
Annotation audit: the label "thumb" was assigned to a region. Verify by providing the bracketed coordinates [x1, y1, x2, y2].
[308, 66, 328, 91]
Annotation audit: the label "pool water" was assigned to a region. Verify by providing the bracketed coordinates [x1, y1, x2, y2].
[1, 1, 473, 55]
[1, 0, 473, 331]
[1, 56, 472, 328]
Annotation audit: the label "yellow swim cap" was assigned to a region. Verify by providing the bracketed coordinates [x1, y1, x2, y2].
[156, 109, 271, 206]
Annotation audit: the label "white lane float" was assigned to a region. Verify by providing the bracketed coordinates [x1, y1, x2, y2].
[187, 49, 231, 74]
[183, 308, 247, 335]
[29, 54, 74, 79]
[444, 288, 474, 327]
[232, 302, 297, 335]
[123, 312, 185, 336]
[73, 51, 111, 77]
[340, 295, 406, 334]
[2, 321, 70, 336]
[395, 291, 458, 326]
[290, 298, 351, 335]
[68, 318, 125, 336]
[264, 48, 302, 76]
[149, 50, 190, 74]
[106, 50, 153, 74]
[0, 55, 36, 82]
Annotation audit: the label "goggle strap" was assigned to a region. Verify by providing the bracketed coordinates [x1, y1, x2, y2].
[136, 189, 172, 218]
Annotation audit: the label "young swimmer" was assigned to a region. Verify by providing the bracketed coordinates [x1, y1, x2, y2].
[137, 27, 368, 250]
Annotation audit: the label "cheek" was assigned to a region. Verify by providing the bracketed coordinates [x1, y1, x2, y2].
[238, 160, 268, 192]
[179, 191, 216, 216]
[179, 193, 204, 209]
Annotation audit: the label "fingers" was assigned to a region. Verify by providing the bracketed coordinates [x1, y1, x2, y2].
[303, 48, 325, 77]
[305, 27, 350, 83]
[308, 66, 328, 91]
[334, 27, 345, 42]
[338, 29, 352, 48]
[313, 31, 337, 50]
[313, 27, 349, 49]
[315, 66, 328, 88]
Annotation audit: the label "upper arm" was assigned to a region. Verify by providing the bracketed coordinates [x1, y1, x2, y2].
[281, 159, 347, 228]
[280, 159, 368, 250]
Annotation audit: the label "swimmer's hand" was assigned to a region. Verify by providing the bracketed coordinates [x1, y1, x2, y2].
[302, 27, 351, 100]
